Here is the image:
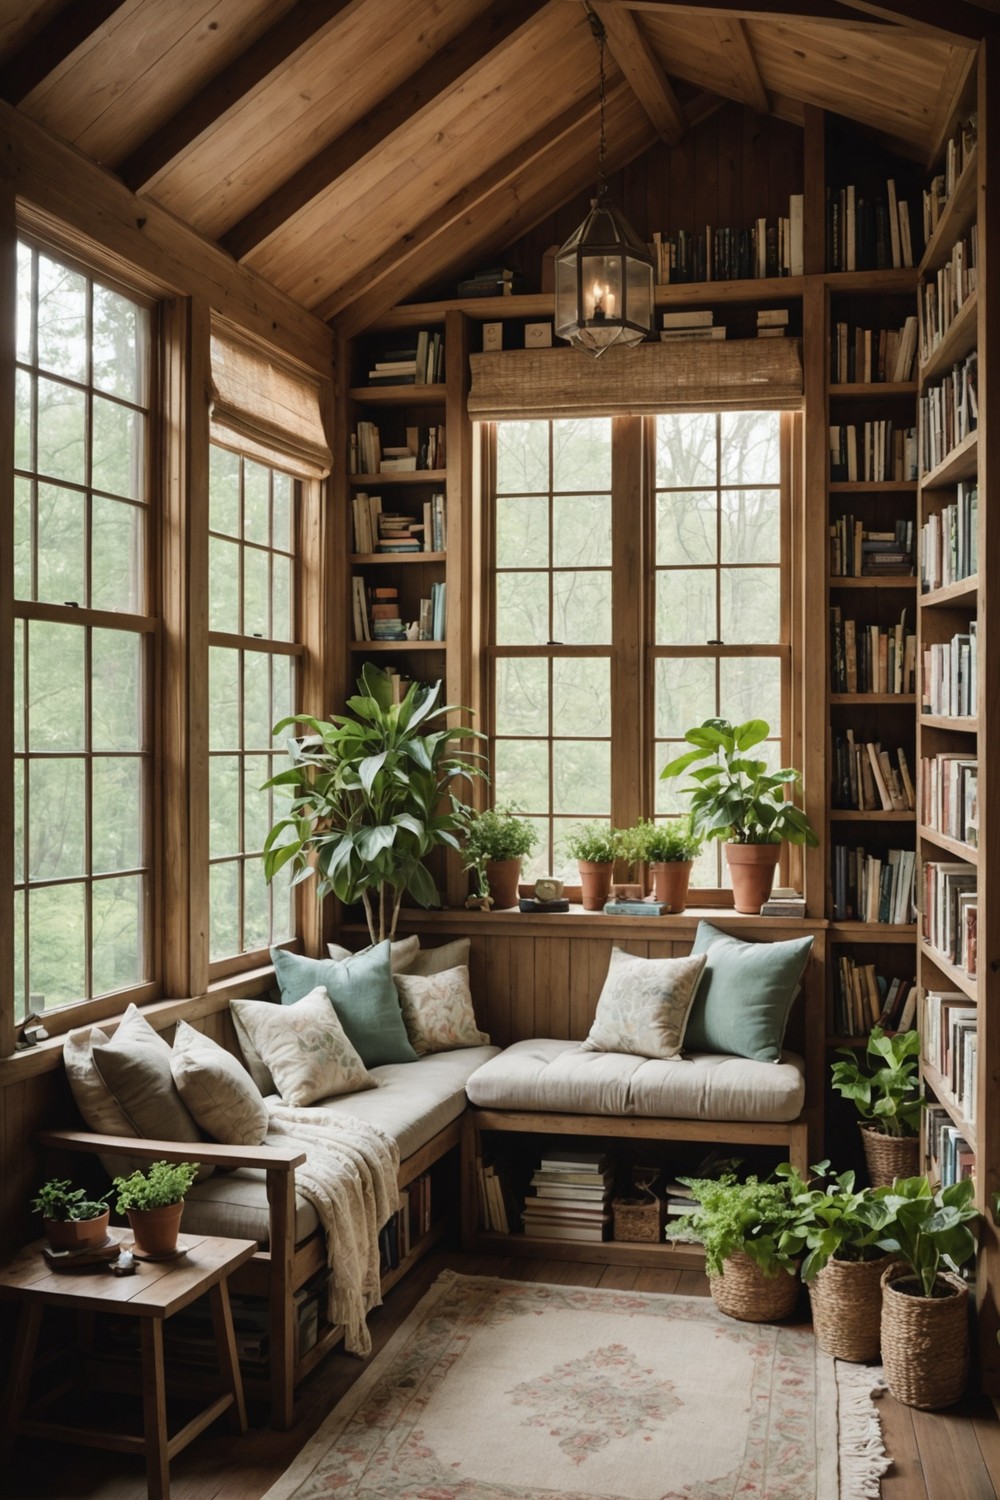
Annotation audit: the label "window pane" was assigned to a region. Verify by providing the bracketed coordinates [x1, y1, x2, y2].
[269, 858, 295, 944]
[14, 476, 31, 599]
[244, 753, 271, 852]
[243, 859, 270, 952]
[721, 567, 781, 643]
[13, 889, 25, 1024]
[210, 755, 241, 859]
[29, 622, 85, 750]
[553, 495, 610, 568]
[720, 657, 781, 731]
[244, 651, 272, 749]
[553, 570, 611, 644]
[93, 630, 142, 752]
[29, 883, 86, 1009]
[243, 546, 270, 636]
[210, 445, 241, 536]
[272, 553, 292, 641]
[272, 472, 293, 551]
[92, 875, 144, 996]
[497, 420, 548, 492]
[14, 758, 24, 883]
[496, 496, 548, 568]
[29, 758, 86, 880]
[208, 537, 240, 630]
[496, 571, 547, 645]
[273, 656, 295, 743]
[92, 284, 147, 403]
[496, 658, 548, 736]
[553, 658, 610, 737]
[16, 242, 33, 364]
[656, 491, 716, 566]
[552, 417, 611, 491]
[36, 255, 87, 383]
[720, 410, 780, 484]
[14, 368, 32, 472]
[210, 648, 240, 750]
[553, 740, 610, 816]
[656, 568, 714, 645]
[92, 395, 144, 502]
[721, 488, 780, 565]
[36, 483, 85, 606]
[37, 376, 86, 485]
[655, 656, 716, 740]
[92, 497, 143, 613]
[493, 739, 550, 813]
[210, 863, 240, 962]
[656, 412, 717, 486]
[244, 461, 270, 544]
[92, 757, 142, 873]
[14, 619, 24, 752]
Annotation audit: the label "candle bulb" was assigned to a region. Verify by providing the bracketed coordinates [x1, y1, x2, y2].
[592, 281, 605, 320]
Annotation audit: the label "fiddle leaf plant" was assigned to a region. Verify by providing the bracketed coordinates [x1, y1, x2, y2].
[871, 1175, 978, 1298]
[778, 1160, 891, 1282]
[830, 1026, 922, 1138]
[660, 717, 818, 847]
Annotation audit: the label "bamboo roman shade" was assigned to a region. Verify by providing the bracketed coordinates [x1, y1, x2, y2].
[467, 339, 803, 420]
[209, 326, 332, 478]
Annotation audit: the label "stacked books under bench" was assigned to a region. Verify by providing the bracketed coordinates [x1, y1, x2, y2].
[521, 1149, 614, 1242]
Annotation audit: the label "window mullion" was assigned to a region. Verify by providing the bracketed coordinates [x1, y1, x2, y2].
[610, 414, 644, 832]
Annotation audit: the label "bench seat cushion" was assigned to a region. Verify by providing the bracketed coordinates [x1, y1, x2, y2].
[464, 1039, 805, 1123]
[181, 1044, 499, 1247]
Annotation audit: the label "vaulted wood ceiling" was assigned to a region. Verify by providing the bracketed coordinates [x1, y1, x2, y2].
[0, 0, 994, 329]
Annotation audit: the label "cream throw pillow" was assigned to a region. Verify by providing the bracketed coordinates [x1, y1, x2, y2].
[582, 948, 708, 1059]
[170, 1021, 269, 1146]
[326, 934, 420, 971]
[64, 1024, 143, 1181]
[400, 937, 471, 976]
[90, 1004, 205, 1145]
[393, 965, 489, 1056]
[230, 987, 376, 1107]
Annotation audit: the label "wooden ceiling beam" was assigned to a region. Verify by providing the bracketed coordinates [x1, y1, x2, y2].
[717, 18, 770, 113]
[555, 0, 911, 31]
[925, 44, 978, 168]
[117, 0, 359, 194]
[591, 2, 687, 144]
[221, 0, 543, 263]
[830, 0, 991, 45]
[0, 0, 130, 105]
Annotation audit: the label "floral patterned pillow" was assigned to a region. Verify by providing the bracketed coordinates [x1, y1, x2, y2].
[229, 987, 376, 1107]
[393, 965, 489, 1056]
[581, 947, 708, 1059]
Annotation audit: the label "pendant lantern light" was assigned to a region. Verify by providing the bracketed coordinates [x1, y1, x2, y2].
[555, 4, 655, 355]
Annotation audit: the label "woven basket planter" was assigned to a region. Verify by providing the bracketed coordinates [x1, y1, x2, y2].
[880, 1268, 969, 1409]
[710, 1250, 800, 1323]
[612, 1195, 664, 1243]
[808, 1252, 895, 1361]
[860, 1125, 920, 1188]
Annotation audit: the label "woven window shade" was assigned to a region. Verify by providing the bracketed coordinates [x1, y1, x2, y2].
[210, 328, 332, 478]
[467, 339, 803, 420]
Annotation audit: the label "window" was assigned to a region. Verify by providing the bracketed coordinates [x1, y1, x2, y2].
[486, 411, 791, 888]
[13, 240, 153, 1020]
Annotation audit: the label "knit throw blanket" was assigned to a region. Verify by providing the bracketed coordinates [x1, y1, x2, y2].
[266, 1103, 401, 1356]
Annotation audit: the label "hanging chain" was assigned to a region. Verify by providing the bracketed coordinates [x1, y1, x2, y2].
[584, 1, 607, 197]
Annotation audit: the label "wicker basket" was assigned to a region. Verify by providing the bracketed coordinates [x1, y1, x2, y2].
[809, 1253, 895, 1361]
[860, 1124, 920, 1188]
[612, 1193, 664, 1242]
[710, 1250, 800, 1323]
[880, 1268, 969, 1409]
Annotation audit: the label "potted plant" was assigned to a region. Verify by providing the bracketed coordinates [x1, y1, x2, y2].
[31, 1178, 110, 1252]
[564, 823, 623, 911]
[871, 1175, 978, 1409]
[462, 803, 538, 909]
[660, 717, 818, 912]
[263, 663, 485, 943]
[669, 1168, 807, 1322]
[830, 1026, 921, 1186]
[783, 1161, 895, 1361]
[621, 816, 703, 912]
[113, 1160, 199, 1258]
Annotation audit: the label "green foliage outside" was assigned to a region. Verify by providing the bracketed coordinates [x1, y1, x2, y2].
[830, 1026, 922, 1138]
[113, 1160, 199, 1212]
[31, 1178, 108, 1222]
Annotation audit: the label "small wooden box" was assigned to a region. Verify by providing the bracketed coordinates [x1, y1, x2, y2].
[524, 322, 552, 347]
[482, 322, 503, 352]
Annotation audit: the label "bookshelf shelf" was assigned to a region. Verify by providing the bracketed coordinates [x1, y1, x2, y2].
[920, 713, 978, 732]
[351, 552, 446, 565]
[920, 146, 978, 276]
[828, 922, 918, 942]
[829, 693, 916, 705]
[918, 824, 979, 864]
[828, 575, 916, 590]
[919, 429, 978, 489]
[349, 640, 445, 652]
[921, 1060, 977, 1154]
[919, 575, 978, 609]
[348, 383, 446, 404]
[828, 480, 917, 494]
[829, 809, 915, 822]
[828, 382, 917, 399]
[919, 289, 978, 385]
[349, 469, 448, 487]
[919, 939, 977, 1003]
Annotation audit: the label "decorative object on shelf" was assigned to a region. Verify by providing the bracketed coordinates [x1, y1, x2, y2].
[112, 1159, 199, 1258]
[553, 4, 653, 355]
[620, 816, 702, 913]
[461, 803, 539, 910]
[670, 1169, 805, 1322]
[830, 1026, 922, 1186]
[30, 1178, 110, 1253]
[533, 876, 564, 903]
[263, 664, 485, 943]
[873, 1175, 977, 1409]
[660, 718, 818, 913]
[612, 1167, 664, 1243]
[563, 822, 623, 911]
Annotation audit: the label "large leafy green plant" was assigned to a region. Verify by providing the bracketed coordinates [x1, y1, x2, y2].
[263, 664, 484, 943]
[670, 1168, 808, 1278]
[871, 1175, 978, 1297]
[780, 1161, 891, 1282]
[660, 717, 818, 847]
[830, 1026, 922, 1138]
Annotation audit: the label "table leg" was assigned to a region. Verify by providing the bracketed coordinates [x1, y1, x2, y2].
[140, 1319, 170, 1500]
[0, 1303, 42, 1460]
[208, 1280, 247, 1434]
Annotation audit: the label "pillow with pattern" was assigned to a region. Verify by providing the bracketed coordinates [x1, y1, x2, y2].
[581, 947, 708, 1059]
[229, 987, 376, 1107]
[393, 965, 489, 1056]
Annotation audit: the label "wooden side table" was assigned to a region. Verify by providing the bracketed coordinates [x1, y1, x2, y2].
[0, 1231, 257, 1500]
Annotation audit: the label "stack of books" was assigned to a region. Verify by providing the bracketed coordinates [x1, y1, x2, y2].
[659, 309, 724, 341]
[924, 1103, 975, 1186]
[830, 315, 918, 383]
[826, 176, 920, 272]
[831, 844, 915, 924]
[377, 512, 424, 552]
[829, 516, 914, 577]
[756, 308, 789, 338]
[364, 329, 444, 385]
[521, 1149, 613, 1242]
[920, 482, 977, 592]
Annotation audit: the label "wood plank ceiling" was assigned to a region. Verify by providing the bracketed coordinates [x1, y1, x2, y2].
[0, 0, 994, 330]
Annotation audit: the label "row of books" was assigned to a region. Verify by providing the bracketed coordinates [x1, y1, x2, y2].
[833, 956, 915, 1037]
[922, 114, 977, 242]
[829, 607, 915, 695]
[921, 861, 977, 972]
[350, 420, 446, 475]
[924, 1104, 974, 1188]
[918, 752, 978, 848]
[831, 732, 914, 813]
[917, 231, 977, 367]
[829, 421, 918, 483]
[918, 352, 977, 475]
[363, 328, 444, 386]
[924, 993, 977, 1123]
[351, 578, 445, 642]
[920, 483, 977, 593]
[831, 844, 914, 924]
[352, 491, 446, 555]
[650, 200, 803, 283]
[660, 309, 726, 340]
[830, 316, 917, 384]
[829, 516, 914, 577]
[921, 624, 977, 719]
[825, 177, 920, 273]
[378, 1173, 433, 1272]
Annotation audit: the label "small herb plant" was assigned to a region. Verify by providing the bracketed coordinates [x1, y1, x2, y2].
[564, 822, 623, 864]
[830, 1026, 922, 1138]
[31, 1178, 108, 1223]
[872, 1175, 978, 1297]
[462, 804, 538, 895]
[781, 1161, 890, 1282]
[660, 717, 818, 847]
[670, 1168, 808, 1278]
[621, 816, 702, 866]
[113, 1160, 199, 1213]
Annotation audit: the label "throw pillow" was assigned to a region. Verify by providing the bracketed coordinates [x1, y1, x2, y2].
[581, 947, 708, 1059]
[230, 987, 376, 1107]
[170, 1021, 269, 1146]
[400, 937, 471, 976]
[229, 1004, 277, 1097]
[63, 1024, 143, 1181]
[685, 921, 814, 1063]
[90, 1004, 204, 1145]
[270, 941, 417, 1067]
[326, 935, 421, 972]
[393, 965, 489, 1055]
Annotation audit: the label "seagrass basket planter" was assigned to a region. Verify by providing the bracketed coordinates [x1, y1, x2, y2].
[880, 1268, 969, 1409]
[710, 1250, 800, 1322]
[860, 1125, 920, 1188]
[808, 1252, 895, 1361]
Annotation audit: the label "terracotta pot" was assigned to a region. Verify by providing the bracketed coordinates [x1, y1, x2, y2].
[486, 857, 522, 910]
[651, 860, 692, 913]
[578, 859, 614, 911]
[126, 1201, 185, 1257]
[809, 1251, 895, 1361]
[43, 1209, 110, 1253]
[880, 1269, 969, 1408]
[724, 842, 781, 913]
[860, 1123, 920, 1188]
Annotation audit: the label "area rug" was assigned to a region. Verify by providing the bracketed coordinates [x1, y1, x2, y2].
[262, 1270, 889, 1500]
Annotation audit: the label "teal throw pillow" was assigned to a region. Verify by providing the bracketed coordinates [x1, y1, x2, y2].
[684, 921, 813, 1063]
[270, 941, 418, 1067]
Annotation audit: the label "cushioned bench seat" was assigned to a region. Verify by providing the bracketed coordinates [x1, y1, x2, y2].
[183, 1043, 499, 1247]
[463, 1038, 805, 1123]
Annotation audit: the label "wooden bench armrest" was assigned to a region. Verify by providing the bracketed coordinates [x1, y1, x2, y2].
[37, 1128, 306, 1173]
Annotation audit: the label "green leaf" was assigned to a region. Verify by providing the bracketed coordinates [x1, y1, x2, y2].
[660, 747, 708, 779]
[734, 719, 770, 750]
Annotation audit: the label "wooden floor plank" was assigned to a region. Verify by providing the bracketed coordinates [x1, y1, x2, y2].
[911, 1400, 1000, 1500]
[879, 1393, 927, 1500]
